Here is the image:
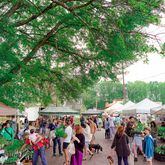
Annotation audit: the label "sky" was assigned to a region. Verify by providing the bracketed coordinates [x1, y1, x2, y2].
[125, 53, 165, 82]
[125, 16, 165, 83]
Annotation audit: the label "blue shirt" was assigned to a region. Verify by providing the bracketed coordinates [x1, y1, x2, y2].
[144, 135, 154, 159]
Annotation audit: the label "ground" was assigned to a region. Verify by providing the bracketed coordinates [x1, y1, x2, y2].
[45, 130, 164, 165]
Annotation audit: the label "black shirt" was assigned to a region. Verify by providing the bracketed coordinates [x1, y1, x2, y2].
[74, 133, 85, 153]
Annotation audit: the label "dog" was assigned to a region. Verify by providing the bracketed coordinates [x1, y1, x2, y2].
[89, 144, 103, 153]
[107, 155, 114, 165]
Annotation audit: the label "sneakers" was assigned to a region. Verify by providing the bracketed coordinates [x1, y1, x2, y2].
[134, 157, 138, 161]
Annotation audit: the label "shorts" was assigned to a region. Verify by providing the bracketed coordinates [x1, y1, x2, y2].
[63, 142, 70, 150]
[146, 157, 153, 161]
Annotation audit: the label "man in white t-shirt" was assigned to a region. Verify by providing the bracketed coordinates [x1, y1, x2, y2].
[63, 119, 73, 165]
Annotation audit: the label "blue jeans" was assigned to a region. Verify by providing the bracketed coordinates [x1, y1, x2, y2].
[32, 146, 47, 165]
[53, 138, 62, 154]
[40, 127, 46, 134]
[117, 156, 128, 165]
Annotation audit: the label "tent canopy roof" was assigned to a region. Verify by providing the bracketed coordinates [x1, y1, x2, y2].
[0, 102, 17, 116]
[82, 109, 103, 115]
[123, 101, 135, 110]
[123, 98, 162, 114]
[105, 102, 124, 114]
[40, 106, 79, 115]
[153, 105, 165, 115]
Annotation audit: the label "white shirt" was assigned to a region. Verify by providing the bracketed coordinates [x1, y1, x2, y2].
[109, 117, 115, 127]
[64, 125, 73, 143]
[83, 124, 92, 142]
[29, 133, 38, 143]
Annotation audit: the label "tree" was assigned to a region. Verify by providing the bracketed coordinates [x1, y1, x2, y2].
[82, 81, 165, 109]
[127, 81, 148, 102]
[0, 0, 163, 108]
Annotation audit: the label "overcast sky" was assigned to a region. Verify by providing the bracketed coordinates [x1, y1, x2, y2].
[125, 16, 165, 83]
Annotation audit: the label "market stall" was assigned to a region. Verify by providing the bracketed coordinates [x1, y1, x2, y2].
[122, 98, 162, 115]
[39, 106, 79, 116]
[154, 125, 165, 162]
[0, 102, 17, 122]
[153, 105, 165, 115]
[122, 101, 135, 115]
[81, 109, 103, 116]
[0, 137, 33, 164]
[104, 102, 124, 114]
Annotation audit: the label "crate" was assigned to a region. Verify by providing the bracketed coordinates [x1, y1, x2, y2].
[22, 160, 32, 165]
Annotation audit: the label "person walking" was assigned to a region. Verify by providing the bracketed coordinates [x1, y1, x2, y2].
[111, 126, 130, 165]
[143, 127, 154, 165]
[21, 132, 47, 165]
[52, 119, 63, 156]
[89, 118, 97, 143]
[132, 133, 143, 161]
[109, 115, 115, 140]
[71, 125, 85, 165]
[81, 123, 93, 160]
[105, 118, 110, 139]
[63, 119, 73, 165]
[80, 115, 85, 125]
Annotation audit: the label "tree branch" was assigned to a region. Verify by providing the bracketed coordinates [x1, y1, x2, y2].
[15, 3, 57, 27]
[0, 22, 63, 85]
[69, 0, 96, 11]
[1, 1, 22, 19]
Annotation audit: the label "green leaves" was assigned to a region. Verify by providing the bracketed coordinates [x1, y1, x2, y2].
[82, 81, 165, 109]
[0, 0, 163, 108]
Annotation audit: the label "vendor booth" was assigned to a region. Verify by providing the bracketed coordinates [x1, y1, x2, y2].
[0, 102, 17, 122]
[39, 106, 79, 116]
[104, 102, 124, 114]
[153, 105, 165, 115]
[81, 109, 103, 116]
[122, 98, 162, 115]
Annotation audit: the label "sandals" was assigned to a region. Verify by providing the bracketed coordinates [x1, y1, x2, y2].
[63, 161, 70, 165]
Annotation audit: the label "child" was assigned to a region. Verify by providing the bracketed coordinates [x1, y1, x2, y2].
[132, 133, 143, 161]
[143, 127, 154, 165]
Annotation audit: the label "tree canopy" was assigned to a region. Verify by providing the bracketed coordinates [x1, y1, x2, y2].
[82, 81, 165, 109]
[0, 0, 163, 108]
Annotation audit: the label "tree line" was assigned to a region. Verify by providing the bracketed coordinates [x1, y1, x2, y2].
[82, 81, 165, 109]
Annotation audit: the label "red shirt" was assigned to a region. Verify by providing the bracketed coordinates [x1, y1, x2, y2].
[26, 138, 44, 151]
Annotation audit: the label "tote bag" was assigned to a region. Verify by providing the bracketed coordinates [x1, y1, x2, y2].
[68, 142, 75, 155]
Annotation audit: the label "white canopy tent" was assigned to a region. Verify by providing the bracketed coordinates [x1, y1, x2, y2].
[104, 102, 124, 114]
[123, 98, 162, 114]
[123, 101, 135, 109]
[122, 101, 135, 114]
[81, 109, 103, 115]
[152, 105, 165, 115]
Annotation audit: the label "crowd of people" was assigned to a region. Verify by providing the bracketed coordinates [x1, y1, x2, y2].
[0, 114, 164, 165]
[0, 115, 98, 165]
[104, 115, 164, 165]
